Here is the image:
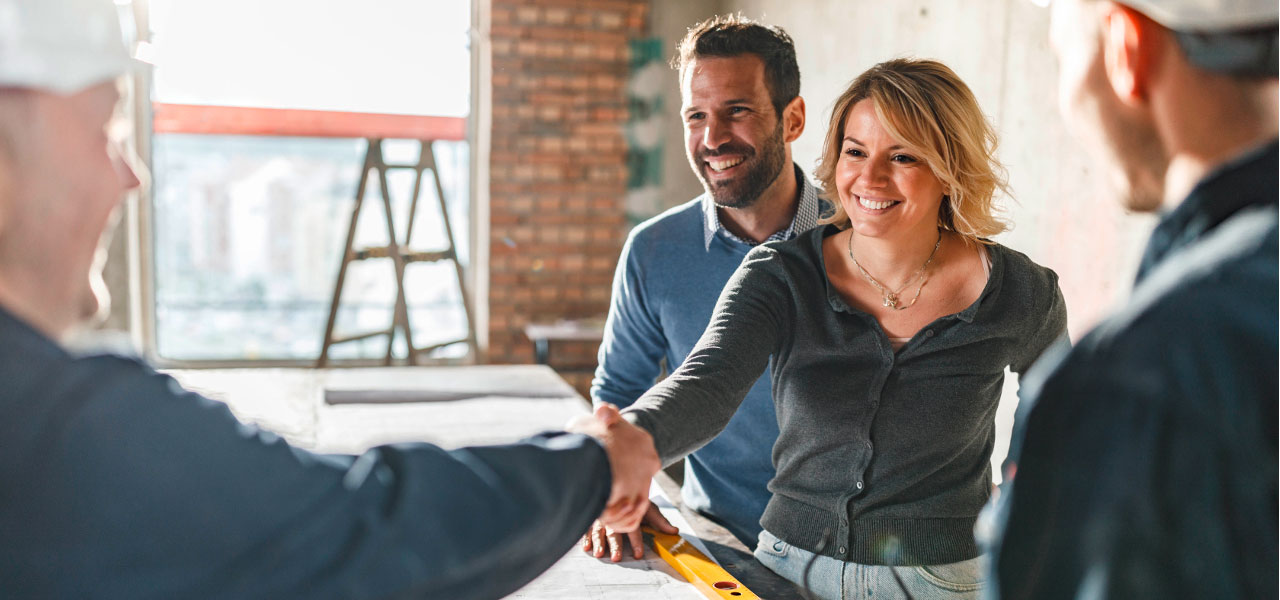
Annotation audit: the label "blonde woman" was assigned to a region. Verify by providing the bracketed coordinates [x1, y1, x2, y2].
[600, 58, 1067, 599]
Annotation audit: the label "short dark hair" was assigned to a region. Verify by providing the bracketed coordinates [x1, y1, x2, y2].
[1173, 26, 1278, 78]
[671, 14, 801, 117]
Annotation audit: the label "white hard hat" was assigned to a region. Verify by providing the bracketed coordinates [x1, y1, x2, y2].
[1118, 0, 1276, 32]
[0, 0, 139, 94]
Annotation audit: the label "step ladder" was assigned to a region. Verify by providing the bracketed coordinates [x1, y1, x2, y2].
[317, 138, 477, 366]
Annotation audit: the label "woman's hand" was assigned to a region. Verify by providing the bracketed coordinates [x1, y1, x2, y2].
[566, 404, 661, 532]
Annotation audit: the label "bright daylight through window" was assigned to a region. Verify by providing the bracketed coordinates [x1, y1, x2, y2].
[148, 0, 472, 361]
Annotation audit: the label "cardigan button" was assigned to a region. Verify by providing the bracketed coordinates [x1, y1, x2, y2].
[838, 546, 847, 555]
[856, 481, 864, 490]
[925, 329, 935, 337]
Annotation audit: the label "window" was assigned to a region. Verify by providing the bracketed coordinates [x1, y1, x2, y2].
[146, 0, 473, 362]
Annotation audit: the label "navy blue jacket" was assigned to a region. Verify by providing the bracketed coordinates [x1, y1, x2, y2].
[988, 141, 1279, 599]
[0, 307, 610, 599]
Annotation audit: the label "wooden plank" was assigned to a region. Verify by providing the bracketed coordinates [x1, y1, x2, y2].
[151, 103, 467, 140]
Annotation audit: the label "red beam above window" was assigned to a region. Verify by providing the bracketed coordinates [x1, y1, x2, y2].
[151, 103, 467, 141]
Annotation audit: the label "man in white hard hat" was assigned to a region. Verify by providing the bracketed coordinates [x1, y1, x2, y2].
[986, 0, 1277, 598]
[0, 0, 657, 597]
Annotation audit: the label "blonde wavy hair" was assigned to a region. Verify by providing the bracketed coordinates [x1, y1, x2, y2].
[816, 58, 1009, 243]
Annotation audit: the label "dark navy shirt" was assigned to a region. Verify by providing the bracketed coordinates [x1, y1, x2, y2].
[0, 307, 610, 599]
[988, 141, 1279, 599]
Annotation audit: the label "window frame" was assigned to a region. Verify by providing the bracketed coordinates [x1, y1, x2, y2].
[123, 0, 490, 367]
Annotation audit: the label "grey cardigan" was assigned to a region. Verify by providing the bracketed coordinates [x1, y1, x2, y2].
[623, 224, 1067, 565]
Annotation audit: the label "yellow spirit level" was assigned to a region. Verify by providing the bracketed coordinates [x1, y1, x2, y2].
[644, 527, 759, 600]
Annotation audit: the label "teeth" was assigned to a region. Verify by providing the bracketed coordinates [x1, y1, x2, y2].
[708, 157, 744, 171]
[858, 196, 895, 210]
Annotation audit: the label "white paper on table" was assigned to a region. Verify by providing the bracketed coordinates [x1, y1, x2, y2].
[507, 482, 715, 599]
[648, 480, 720, 564]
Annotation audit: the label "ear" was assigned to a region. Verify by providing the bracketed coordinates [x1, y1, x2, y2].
[781, 95, 806, 143]
[1101, 5, 1159, 106]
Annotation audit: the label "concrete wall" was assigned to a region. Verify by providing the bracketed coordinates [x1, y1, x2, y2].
[674, 0, 1157, 336]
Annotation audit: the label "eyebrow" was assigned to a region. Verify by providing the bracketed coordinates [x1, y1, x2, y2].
[844, 136, 904, 151]
[684, 99, 756, 115]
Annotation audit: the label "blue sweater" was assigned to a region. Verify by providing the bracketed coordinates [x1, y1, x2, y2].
[0, 307, 610, 599]
[591, 176, 822, 545]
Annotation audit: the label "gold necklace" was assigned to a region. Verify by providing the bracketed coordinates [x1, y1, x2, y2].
[847, 230, 942, 310]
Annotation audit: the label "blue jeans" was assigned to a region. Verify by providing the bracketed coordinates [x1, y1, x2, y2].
[752, 529, 985, 600]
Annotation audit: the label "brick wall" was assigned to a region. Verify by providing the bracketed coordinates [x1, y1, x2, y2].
[488, 0, 650, 397]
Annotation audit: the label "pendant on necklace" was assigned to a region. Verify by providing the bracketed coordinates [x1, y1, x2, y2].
[883, 294, 898, 309]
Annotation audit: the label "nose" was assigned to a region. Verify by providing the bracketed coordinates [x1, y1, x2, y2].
[701, 113, 732, 151]
[110, 142, 142, 192]
[861, 156, 891, 187]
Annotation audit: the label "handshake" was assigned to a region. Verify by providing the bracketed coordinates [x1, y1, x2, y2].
[565, 404, 662, 533]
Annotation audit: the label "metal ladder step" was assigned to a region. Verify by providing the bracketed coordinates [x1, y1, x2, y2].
[351, 246, 454, 263]
[329, 328, 394, 346]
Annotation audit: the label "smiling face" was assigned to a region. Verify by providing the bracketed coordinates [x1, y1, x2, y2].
[835, 99, 947, 243]
[681, 54, 788, 209]
[0, 81, 141, 337]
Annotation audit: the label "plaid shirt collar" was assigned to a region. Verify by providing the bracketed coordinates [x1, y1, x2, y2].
[702, 164, 823, 250]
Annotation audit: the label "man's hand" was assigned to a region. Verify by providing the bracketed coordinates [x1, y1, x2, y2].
[581, 501, 679, 561]
[565, 404, 661, 532]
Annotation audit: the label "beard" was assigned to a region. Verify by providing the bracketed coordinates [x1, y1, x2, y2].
[693, 120, 787, 210]
[1112, 159, 1166, 213]
[1061, 53, 1168, 213]
[1085, 96, 1167, 213]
